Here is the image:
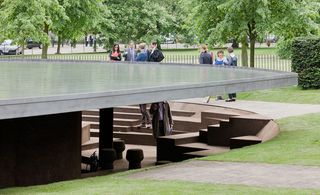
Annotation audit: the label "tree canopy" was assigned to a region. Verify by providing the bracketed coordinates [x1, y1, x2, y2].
[192, 0, 320, 67]
[0, 0, 319, 61]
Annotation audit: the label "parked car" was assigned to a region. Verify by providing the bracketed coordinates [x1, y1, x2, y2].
[26, 39, 41, 49]
[265, 34, 277, 43]
[164, 37, 175, 44]
[0, 40, 22, 55]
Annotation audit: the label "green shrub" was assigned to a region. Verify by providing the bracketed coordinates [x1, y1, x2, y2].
[276, 39, 293, 59]
[292, 37, 320, 89]
[298, 67, 320, 89]
[292, 37, 320, 72]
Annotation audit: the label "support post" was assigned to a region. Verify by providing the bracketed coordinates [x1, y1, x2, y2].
[99, 108, 114, 165]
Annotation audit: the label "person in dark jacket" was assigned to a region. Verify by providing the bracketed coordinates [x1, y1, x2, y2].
[148, 41, 164, 62]
[199, 44, 213, 64]
[149, 101, 173, 138]
[135, 43, 148, 61]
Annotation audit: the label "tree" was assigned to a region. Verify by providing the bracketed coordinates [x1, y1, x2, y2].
[274, 0, 320, 59]
[0, 0, 67, 58]
[154, 0, 195, 45]
[192, 0, 318, 67]
[101, 0, 173, 48]
[53, 0, 107, 54]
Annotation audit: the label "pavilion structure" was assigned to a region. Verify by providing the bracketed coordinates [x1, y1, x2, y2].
[0, 60, 297, 188]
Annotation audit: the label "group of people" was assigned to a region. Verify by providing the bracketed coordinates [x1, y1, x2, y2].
[109, 41, 171, 139]
[199, 45, 238, 102]
[109, 41, 164, 63]
[108, 42, 237, 138]
[85, 35, 96, 47]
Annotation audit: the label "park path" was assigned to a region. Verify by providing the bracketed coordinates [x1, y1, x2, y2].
[128, 160, 320, 189]
[178, 98, 320, 119]
[128, 100, 320, 189]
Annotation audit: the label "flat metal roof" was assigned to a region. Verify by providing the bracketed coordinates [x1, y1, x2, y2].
[0, 60, 297, 119]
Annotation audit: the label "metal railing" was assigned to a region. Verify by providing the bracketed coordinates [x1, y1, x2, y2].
[163, 54, 292, 72]
[0, 53, 292, 72]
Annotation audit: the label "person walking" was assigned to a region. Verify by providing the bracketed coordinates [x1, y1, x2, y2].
[225, 46, 238, 102]
[124, 41, 137, 62]
[148, 41, 164, 62]
[199, 44, 213, 64]
[135, 43, 151, 128]
[199, 44, 213, 103]
[109, 44, 122, 61]
[149, 101, 173, 138]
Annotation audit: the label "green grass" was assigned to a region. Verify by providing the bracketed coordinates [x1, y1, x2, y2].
[202, 113, 320, 166]
[237, 86, 320, 104]
[1, 175, 319, 195]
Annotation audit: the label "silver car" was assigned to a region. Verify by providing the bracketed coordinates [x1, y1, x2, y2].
[0, 40, 22, 55]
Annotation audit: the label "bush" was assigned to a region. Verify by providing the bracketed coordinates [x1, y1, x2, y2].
[292, 37, 320, 89]
[276, 39, 293, 59]
[298, 67, 320, 89]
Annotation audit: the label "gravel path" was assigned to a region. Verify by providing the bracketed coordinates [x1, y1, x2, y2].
[129, 161, 320, 189]
[178, 98, 320, 119]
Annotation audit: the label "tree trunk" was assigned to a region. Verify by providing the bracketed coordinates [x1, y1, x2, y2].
[248, 20, 256, 68]
[21, 43, 25, 55]
[93, 35, 97, 52]
[249, 37, 255, 68]
[241, 37, 248, 67]
[56, 36, 61, 54]
[41, 23, 49, 59]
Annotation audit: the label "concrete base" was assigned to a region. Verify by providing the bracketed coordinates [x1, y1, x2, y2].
[0, 112, 81, 188]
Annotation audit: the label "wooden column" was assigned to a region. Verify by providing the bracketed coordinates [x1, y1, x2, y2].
[99, 108, 114, 164]
[0, 112, 82, 188]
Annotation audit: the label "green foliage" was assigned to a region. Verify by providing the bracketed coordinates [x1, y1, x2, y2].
[0, 0, 67, 58]
[276, 39, 293, 59]
[192, 0, 320, 67]
[274, 1, 320, 59]
[292, 37, 320, 73]
[291, 36, 320, 89]
[54, 0, 107, 42]
[298, 67, 320, 89]
[237, 86, 320, 104]
[192, 0, 296, 67]
[101, 0, 173, 48]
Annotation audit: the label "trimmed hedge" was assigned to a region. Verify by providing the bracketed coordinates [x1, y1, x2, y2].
[298, 67, 320, 89]
[292, 37, 320, 89]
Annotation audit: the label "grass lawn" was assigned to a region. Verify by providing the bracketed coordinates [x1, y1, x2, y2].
[237, 86, 320, 104]
[1, 174, 319, 195]
[202, 113, 320, 166]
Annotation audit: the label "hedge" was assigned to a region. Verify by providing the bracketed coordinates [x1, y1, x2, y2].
[291, 37, 320, 89]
